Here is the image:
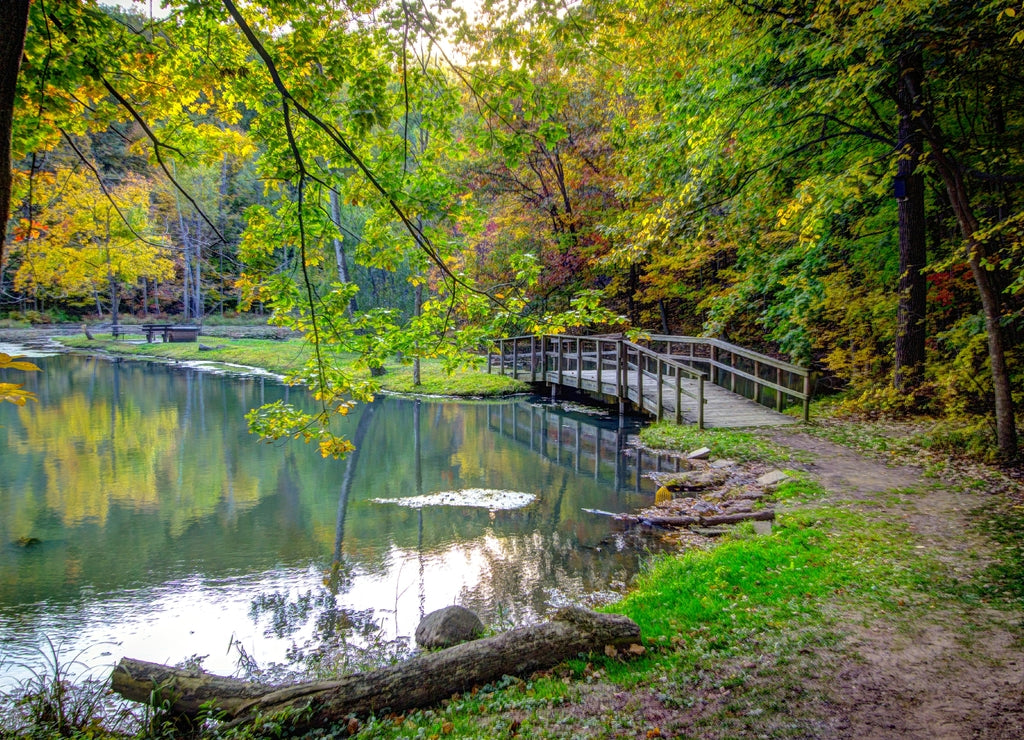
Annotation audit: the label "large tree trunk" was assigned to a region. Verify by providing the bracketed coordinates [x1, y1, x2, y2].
[906, 56, 1018, 459]
[893, 52, 928, 392]
[110, 608, 641, 732]
[938, 163, 1018, 459]
[0, 0, 30, 264]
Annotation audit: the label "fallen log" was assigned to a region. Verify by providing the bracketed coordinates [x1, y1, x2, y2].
[110, 659, 271, 717]
[111, 607, 640, 732]
[614, 509, 776, 527]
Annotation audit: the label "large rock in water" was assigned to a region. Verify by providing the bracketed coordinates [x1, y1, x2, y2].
[415, 605, 485, 649]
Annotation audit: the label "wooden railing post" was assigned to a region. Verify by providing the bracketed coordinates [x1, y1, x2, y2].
[697, 376, 705, 429]
[754, 360, 761, 404]
[557, 339, 564, 386]
[674, 364, 682, 425]
[512, 339, 519, 380]
[576, 338, 583, 390]
[615, 341, 623, 401]
[656, 358, 664, 421]
[637, 350, 644, 413]
[803, 373, 811, 422]
[530, 336, 537, 382]
[776, 368, 784, 411]
[498, 339, 506, 376]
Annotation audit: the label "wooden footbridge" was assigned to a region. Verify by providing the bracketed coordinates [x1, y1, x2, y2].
[487, 334, 811, 429]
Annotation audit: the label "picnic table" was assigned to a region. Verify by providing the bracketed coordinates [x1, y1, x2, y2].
[141, 323, 200, 342]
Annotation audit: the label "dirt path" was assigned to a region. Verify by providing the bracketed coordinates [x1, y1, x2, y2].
[769, 430, 1024, 740]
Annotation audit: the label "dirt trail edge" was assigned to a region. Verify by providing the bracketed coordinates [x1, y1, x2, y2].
[768, 429, 1024, 740]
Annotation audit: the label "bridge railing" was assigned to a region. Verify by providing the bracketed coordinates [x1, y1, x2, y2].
[487, 333, 811, 423]
[640, 335, 811, 421]
[488, 334, 707, 427]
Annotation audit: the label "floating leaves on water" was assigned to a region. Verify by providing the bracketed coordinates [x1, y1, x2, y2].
[371, 489, 537, 510]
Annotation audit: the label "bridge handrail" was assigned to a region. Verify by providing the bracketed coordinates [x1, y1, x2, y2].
[488, 334, 707, 382]
[641, 334, 811, 420]
[643, 334, 808, 377]
[620, 339, 706, 381]
[487, 334, 708, 426]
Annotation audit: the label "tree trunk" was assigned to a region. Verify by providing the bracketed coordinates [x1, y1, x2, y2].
[0, 0, 30, 264]
[906, 56, 1018, 459]
[329, 189, 358, 319]
[107, 249, 120, 334]
[111, 659, 272, 718]
[110, 608, 641, 732]
[931, 151, 1017, 458]
[893, 52, 928, 391]
[412, 281, 422, 386]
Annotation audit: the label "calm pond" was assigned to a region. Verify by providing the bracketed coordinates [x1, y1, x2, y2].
[0, 347, 680, 686]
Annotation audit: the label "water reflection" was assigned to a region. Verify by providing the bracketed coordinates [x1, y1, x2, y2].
[0, 352, 676, 686]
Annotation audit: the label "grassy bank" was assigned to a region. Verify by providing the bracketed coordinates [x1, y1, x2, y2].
[56, 333, 528, 397]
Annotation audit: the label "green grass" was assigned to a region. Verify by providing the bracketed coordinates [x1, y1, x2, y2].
[975, 506, 1024, 607]
[56, 335, 529, 397]
[770, 476, 830, 502]
[638, 421, 793, 463]
[60, 335, 311, 376]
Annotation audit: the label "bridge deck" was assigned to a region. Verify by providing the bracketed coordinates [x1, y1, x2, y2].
[549, 367, 798, 428]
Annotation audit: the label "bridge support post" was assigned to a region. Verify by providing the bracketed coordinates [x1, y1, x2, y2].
[615, 341, 623, 402]
[656, 359, 664, 421]
[576, 338, 583, 390]
[530, 336, 537, 382]
[637, 352, 644, 414]
[697, 377, 705, 430]
[674, 367, 681, 425]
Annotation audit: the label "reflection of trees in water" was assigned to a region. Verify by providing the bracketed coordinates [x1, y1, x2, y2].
[454, 524, 647, 629]
[246, 401, 413, 678]
[248, 588, 377, 643]
[326, 402, 377, 595]
[246, 587, 408, 679]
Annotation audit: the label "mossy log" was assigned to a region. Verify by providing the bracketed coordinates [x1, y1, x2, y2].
[615, 509, 776, 527]
[110, 607, 640, 731]
[110, 659, 271, 717]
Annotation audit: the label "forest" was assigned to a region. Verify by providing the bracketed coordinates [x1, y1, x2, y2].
[2, 0, 1024, 458]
